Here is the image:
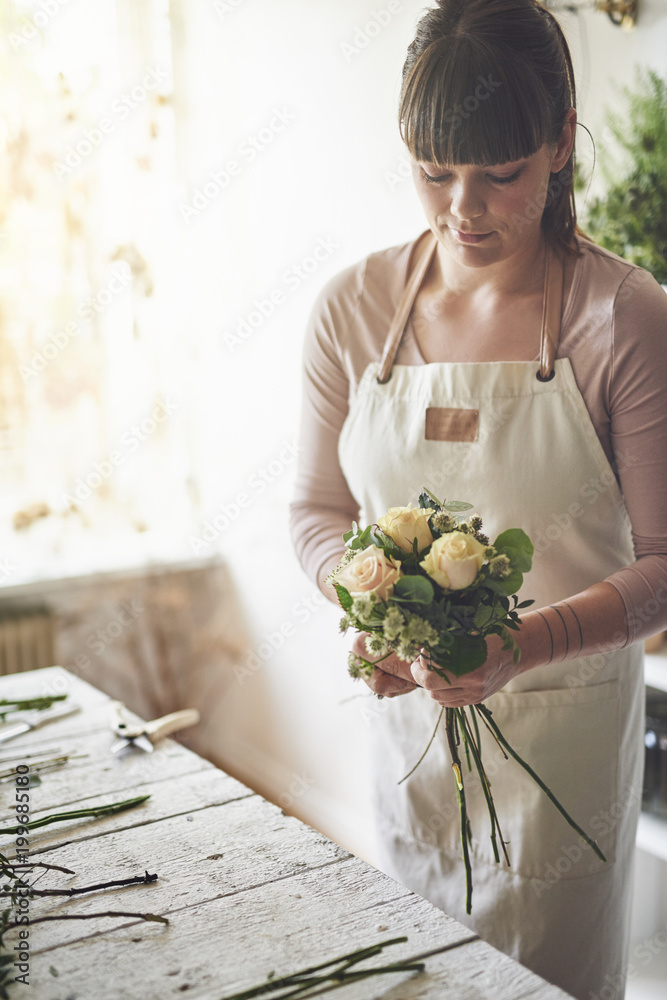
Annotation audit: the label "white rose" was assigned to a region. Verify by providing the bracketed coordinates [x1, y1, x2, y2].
[335, 545, 401, 601]
[420, 531, 486, 590]
[377, 505, 434, 553]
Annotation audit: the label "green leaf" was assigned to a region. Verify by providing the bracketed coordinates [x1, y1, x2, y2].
[393, 575, 434, 604]
[493, 528, 534, 572]
[370, 526, 404, 560]
[444, 500, 475, 513]
[517, 599, 534, 609]
[430, 633, 488, 678]
[474, 605, 493, 628]
[334, 584, 353, 612]
[420, 488, 442, 510]
[485, 569, 524, 596]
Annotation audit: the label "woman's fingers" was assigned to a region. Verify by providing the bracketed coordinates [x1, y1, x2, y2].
[364, 670, 417, 698]
[410, 654, 451, 690]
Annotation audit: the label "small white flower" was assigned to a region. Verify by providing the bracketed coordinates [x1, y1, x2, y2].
[352, 594, 376, 621]
[348, 652, 373, 678]
[382, 607, 405, 641]
[402, 614, 439, 646]
[338, 615, 352, 633]
[396, 637, 420, 662]
[365, 633, 387, 657]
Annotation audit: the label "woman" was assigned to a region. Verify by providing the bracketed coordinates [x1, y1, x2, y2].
[290, 2, 667, 997]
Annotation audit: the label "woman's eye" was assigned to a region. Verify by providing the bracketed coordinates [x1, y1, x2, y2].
[488, 171, 521, 185]
[421, 169, 450, 184]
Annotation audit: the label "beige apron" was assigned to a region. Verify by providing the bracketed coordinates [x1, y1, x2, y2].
[338, 230, 644, 1000]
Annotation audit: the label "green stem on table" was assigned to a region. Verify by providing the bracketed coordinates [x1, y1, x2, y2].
[445, 709, 474, 915]
[0, 795, 150, 835]
[398, 706, 444, 785]
[217, 938, 423, 1000]
[474, 704, 607, 862]
[0, 696, 67, 719]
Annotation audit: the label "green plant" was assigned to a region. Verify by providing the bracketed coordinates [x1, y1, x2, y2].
[579, 68, 667, 284]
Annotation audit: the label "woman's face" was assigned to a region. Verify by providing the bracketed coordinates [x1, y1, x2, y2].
[409, 140, 570, 269]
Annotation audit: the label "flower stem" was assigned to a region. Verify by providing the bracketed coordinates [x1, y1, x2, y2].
[457, 708, 510, 867]
[446, 709, 473, 914]
[398, 706, 444, 785]
[216, 938, 422, 999]
[474, 704, 607, 862]
[0, 795, 150, 835]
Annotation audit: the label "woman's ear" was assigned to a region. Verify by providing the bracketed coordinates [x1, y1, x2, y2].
[551, 107, 577, 172]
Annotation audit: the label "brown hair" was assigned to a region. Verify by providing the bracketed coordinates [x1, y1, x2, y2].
[399, 0, 582, 254]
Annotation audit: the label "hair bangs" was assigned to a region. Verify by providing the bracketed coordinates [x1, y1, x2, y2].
[400, 36, 553, 168]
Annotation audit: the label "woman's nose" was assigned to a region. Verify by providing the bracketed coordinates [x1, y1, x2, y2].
[450, 179, 485, 222]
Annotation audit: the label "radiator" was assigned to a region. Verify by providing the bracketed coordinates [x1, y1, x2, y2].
[0, 611, 56, 675]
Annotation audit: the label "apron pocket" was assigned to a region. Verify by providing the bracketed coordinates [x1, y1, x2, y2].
[462, 680, 622, 880]
[373, 680, 624, 883]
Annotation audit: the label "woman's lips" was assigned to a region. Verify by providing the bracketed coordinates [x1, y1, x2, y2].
[451, 229, 493, 244]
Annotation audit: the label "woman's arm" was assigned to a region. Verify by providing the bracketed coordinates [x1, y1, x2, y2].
[289, 265, 363, 600]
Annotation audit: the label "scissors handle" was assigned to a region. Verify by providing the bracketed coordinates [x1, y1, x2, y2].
[110, 702, 200, 744]
[143, 709, 200, 743]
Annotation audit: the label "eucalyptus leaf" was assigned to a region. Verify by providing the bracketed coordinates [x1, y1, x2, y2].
[485, 570, 524, 596]
[493, 528, 534, 572]
[444, 500, 475, 513]
[393, 575, 434, 604]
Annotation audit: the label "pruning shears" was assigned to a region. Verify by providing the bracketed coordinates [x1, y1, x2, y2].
[109, 701, 200, 753]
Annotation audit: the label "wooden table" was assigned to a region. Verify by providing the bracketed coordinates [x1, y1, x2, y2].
[0, 667, 572, 999]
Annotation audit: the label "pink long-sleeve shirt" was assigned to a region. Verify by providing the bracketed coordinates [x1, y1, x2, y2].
[290, 232, 667, 644]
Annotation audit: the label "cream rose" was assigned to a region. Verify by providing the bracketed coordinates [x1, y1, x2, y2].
[420, 531, 486, 590]
[378, 505, 434, 553]
[335, 545, 401, 601]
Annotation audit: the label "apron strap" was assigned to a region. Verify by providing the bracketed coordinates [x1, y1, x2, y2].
[376, 230, 565, 385]
[537, 245, 564, 381]
[376, 230, 438, 384]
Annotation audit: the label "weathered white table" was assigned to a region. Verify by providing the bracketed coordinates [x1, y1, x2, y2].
[0, 667, 573, 999]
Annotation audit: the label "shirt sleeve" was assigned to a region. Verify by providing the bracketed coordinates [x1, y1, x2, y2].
[289, 263, 365, 592]
[602, 267, 667, 643]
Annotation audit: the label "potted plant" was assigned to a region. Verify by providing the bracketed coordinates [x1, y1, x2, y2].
[577, 67, 667, 287]
[578, 69, 667, 655]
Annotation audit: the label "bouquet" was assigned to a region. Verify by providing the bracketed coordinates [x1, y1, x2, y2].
[331, 489, 605, 914]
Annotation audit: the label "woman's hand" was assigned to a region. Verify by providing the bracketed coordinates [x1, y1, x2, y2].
[351, 632, 418, 698]
[410, 632, 518, 706]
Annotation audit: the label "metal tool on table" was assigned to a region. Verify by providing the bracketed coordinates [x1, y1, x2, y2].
[109, 700, 200, 753]
[0, 702, 81, 743]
